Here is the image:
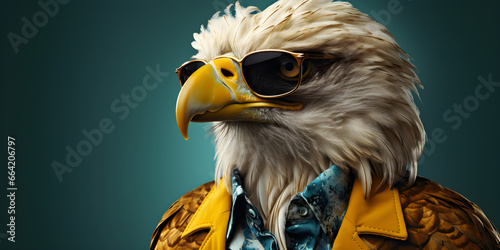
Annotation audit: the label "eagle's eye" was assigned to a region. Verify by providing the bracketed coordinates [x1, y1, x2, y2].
[280, 59, 300, 78]
[278, 59, 312, 83]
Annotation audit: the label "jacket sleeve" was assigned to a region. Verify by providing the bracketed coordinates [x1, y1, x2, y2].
[361, 177, 500, 249]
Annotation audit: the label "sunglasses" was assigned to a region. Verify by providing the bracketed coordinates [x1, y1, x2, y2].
[176, 49, 337, 98]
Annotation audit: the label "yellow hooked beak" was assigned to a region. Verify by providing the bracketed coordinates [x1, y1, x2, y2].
[176, 58, 303, 140]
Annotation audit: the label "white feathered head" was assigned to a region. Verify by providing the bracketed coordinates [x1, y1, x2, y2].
[175, 0, 425, 241]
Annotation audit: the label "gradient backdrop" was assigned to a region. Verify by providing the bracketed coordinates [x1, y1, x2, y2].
[1, 0, 499, 249]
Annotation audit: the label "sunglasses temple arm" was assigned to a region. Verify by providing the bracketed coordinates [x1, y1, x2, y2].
[303, 54, 337, 60]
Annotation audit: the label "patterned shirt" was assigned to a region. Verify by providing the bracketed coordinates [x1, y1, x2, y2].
[227, 165, 353, 249]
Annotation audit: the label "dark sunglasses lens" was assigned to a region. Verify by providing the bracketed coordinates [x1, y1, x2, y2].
[179, 61, 206, 85]
[242, 52, 301, 96]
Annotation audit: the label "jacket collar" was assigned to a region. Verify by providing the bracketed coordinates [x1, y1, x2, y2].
[333, 178, 408, 249]
[181, 178, 232, 250]
[181, 177, 407, 249]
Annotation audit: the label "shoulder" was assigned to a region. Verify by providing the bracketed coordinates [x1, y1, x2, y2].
[364, 176, 500, 249]
[150, 181, 215, 250]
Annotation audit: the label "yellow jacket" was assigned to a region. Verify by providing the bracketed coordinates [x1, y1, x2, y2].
[151, 177, 500, 249]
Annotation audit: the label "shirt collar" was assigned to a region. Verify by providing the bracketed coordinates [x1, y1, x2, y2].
[296, 165, 353, 240]
[227, 165, 353, 242]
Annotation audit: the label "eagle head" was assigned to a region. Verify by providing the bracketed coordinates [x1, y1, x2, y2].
[174, 0, 425, 242]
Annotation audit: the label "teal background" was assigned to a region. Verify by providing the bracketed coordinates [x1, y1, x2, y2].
[1, 0, 499, 249]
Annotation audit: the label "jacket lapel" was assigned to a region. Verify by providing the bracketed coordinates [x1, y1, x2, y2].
[181, 179, 231, 250]
[179, 177, 407, 250]
[333, 178, 408, 249]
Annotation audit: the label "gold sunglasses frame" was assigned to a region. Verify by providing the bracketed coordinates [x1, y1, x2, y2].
[176, 49, 337, 98]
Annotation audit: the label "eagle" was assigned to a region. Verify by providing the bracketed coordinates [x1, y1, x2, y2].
[151, 0, 500, 249]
